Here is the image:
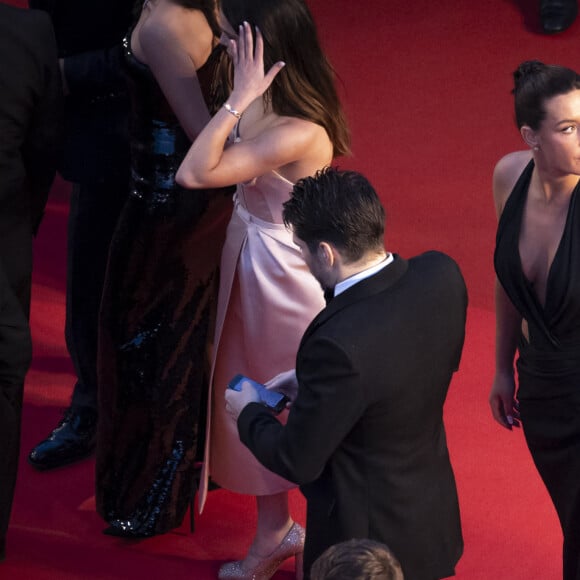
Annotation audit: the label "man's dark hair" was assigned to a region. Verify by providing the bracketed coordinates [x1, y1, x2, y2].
[282, 167, 385, 263]
[310, 538, 404, 580]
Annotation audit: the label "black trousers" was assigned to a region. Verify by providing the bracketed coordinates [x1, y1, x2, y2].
[0, 379, 25, 539]
[0, 271, 32, 538]
[66, 179, 127, 411]
[520, 394, 580, 580]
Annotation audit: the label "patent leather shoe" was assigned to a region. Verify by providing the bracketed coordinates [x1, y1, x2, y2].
[540, 0, 578, 33]
[28, 406, 97, 470]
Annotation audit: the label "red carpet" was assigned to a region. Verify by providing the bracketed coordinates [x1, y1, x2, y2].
[4, 0, 579, 577]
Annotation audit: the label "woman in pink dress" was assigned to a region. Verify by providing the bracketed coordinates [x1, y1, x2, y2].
[176, 0, 349, 577]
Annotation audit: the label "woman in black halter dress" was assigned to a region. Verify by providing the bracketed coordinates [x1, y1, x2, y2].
[492, 61, 580, 580]
[95, 0, 232, 537]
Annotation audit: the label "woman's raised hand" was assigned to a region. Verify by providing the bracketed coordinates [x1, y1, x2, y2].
[228, 21, 285, 113]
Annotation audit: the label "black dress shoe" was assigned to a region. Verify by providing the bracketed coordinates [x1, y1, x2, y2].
[28, 406, 97, 470]
[540, 0, 578, 33]
[0, 536, 5, 562]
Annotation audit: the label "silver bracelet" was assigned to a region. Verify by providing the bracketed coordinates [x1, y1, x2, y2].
[223, 102, 242, 119]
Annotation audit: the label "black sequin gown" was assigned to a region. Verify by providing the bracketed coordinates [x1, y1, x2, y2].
[95, 37, 232, 536]
[495, 159, 580, 580]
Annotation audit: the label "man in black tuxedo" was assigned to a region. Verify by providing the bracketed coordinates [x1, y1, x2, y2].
[226, 168, 467, 580]
[0, 1, 62, 559]
[28, 0, 134, 470]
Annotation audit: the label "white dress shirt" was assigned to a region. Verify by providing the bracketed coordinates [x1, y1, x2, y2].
[333, 253, 394, 297]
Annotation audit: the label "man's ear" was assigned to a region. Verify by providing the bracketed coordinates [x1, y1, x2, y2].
[318, 241, 335, 268]
[520, 125, 539, 150]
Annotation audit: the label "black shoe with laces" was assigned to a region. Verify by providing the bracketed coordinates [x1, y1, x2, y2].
[28, 406, 97, 471]
[540, 0, 578, 33]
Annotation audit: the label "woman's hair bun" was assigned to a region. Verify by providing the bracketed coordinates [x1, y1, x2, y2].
[513, 60, 545, 91]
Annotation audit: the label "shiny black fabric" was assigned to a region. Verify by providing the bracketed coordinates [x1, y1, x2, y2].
[96, 37, 232, 536]
[494, 159, 580, 580]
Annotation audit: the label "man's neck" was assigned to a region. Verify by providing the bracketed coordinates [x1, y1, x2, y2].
[337, 251, 389, 283]
[330, 251, 392, 299]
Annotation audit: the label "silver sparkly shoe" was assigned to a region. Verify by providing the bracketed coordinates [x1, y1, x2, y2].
[218, 522, 305, 580]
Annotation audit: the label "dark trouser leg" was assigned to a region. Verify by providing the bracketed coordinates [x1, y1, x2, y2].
[0, 380, 24, 546]
[28, 177, 127, 471]
[520, 397, 580, 580]
[0, 273, 32, 551]
[67, 179, 127, 411]
[303, 500, 341, 580]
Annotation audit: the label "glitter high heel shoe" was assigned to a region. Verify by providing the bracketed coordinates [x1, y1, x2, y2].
[218, 522, 305, 580]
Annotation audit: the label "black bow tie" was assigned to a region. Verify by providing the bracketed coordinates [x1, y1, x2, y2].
[323, 288, 335, 305]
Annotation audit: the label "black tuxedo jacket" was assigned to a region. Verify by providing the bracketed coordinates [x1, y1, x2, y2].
[239, 252, 468, 580]
[29, 0, 133, 183]
[0, 3, 62, 313]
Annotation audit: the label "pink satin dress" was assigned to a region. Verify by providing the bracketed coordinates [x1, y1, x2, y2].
[198, 148, 325, 509]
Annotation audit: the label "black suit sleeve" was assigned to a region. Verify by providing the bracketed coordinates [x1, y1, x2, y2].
[22, 11, 63, 234]
[238, 335, 365, 485]
[63, 44, 127, 99]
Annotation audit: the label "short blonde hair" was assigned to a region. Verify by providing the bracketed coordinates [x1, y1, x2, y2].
[310, 538, 404, 580]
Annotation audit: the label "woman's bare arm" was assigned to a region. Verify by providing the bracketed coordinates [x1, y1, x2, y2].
[489, 151, 530, 429]
[138, 7, 214, 141]
[176, 22, 330, 189]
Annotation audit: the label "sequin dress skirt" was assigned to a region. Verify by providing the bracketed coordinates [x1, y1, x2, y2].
[95, 118, 232, 536]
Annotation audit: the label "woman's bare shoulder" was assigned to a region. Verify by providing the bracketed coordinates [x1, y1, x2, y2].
[493, 150, 532, 216]
[275, 116, 332, 152]
[494, 150, 532, 177]
[140, 6, 213, 65]
[275, 117, 333, 165]
[237, 115, 333, 182]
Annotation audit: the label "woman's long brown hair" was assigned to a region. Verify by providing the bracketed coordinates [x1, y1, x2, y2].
[220, 0, 350, 157]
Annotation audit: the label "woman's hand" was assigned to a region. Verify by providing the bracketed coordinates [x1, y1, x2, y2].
[489, 372, 520, 430]
[227, 21, 285, 113]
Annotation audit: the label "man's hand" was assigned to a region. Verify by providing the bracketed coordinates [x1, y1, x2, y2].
[225, 379, 260, 420]
[264, 369, 299, 403]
